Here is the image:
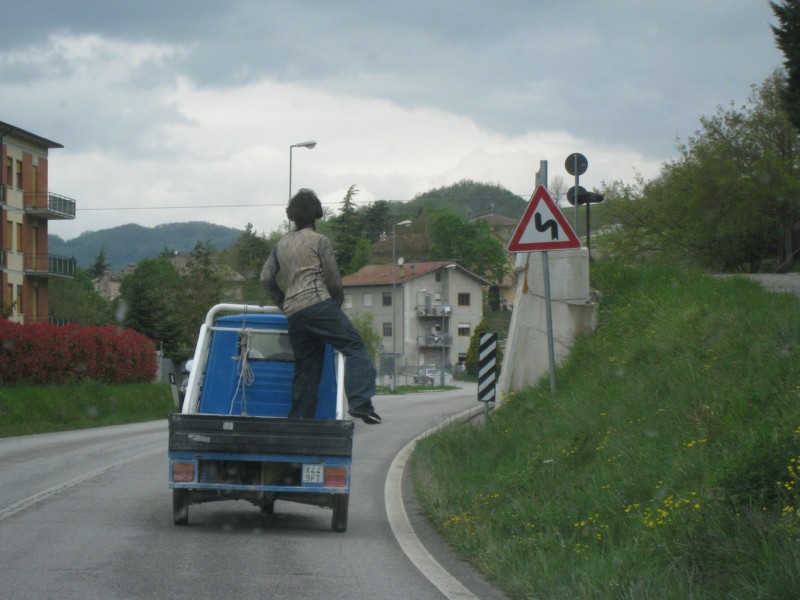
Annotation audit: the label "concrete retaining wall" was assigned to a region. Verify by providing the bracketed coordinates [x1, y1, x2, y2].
[498, 249, 597, 398]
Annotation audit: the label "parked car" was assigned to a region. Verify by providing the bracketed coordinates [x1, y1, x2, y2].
[413, 367, 439, 385]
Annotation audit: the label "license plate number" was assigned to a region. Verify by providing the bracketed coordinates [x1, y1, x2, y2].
[302, 464, 324, 484]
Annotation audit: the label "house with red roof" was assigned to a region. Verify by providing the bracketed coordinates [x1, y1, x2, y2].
[341, 260, 490, 383]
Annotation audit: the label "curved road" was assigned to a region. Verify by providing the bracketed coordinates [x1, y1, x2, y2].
[0, 385, 508, 600]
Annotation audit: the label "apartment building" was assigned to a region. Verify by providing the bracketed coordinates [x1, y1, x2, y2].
[0, 121, 76, 323]
[341, 260, 489, 380]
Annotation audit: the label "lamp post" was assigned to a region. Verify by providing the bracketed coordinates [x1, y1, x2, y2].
[289, 140, 317, 201]
[391, 220, 412, 391]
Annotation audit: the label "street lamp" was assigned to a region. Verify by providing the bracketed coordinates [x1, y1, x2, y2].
[289, 140, 317, 201]
[391, 220, 412, 391]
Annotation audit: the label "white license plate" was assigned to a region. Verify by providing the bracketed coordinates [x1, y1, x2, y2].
[302, 464, 324, 484]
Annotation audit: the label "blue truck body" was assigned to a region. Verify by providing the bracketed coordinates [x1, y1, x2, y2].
[168, 305, 353, 532]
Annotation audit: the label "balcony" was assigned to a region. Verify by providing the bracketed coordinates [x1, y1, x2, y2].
[417, 334, 452, 348]
[24, 191, 76, 220]
[24, 253, 76, 278]
[415, 304, 452, 319]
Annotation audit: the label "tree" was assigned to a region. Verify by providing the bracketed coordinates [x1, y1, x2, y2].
[349, 235, 372, 274]
[48, 270, 113, 325]
[329, 185, 363, 274]
[600, 72, 800, 271]
[118, 258, 184, 354]
[86, 246, 110, 279]
[427, 208, 508, 283]
[349, 312, 382, 365]
[772, 1, 800, 132]
[182, 241, 223, 345]
[464, 317, 502, 377]
[230, 223, 273, 304]
[359, 200, 392, 242]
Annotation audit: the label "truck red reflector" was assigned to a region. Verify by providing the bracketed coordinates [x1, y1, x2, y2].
[325, 467, 348, 488]
[172, 461, 195, 482]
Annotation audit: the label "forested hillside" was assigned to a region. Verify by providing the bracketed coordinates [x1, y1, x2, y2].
[48, 222, 243, 271]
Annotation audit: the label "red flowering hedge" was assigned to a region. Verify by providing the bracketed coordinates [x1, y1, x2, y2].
[0, 320, 157, 384]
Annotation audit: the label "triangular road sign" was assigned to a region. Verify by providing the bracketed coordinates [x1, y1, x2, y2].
[507, 185, 582, 252]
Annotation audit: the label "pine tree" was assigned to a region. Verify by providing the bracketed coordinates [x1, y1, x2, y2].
[86, 246, 110, 278]
[329, 185, 363, 274]
[772, 0, 800, 131]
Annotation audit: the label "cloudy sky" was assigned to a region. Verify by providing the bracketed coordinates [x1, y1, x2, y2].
[2, 1, 784, 240]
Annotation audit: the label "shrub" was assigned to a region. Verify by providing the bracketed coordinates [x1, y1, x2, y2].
[0, 320, 157, 384]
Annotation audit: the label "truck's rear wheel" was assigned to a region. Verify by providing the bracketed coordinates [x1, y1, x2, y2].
[331, 494, 349, 532]
[173, 489, 189, 526]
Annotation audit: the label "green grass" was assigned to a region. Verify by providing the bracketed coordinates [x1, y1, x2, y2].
[0, 383, 175, 437]
[411, 260, 800, 599]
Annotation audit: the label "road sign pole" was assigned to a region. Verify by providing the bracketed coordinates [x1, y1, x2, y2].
[573, 155, 580, 233]
[542, 251, 557, 401]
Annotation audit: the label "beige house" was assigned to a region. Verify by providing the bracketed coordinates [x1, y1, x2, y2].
[0, 121, 76, 323]
[341, 261, 489, 381]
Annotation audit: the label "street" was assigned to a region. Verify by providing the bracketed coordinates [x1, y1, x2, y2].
[0, 384, 507, 600]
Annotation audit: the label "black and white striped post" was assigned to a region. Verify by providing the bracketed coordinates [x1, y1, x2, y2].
[478, 333, 497, 420]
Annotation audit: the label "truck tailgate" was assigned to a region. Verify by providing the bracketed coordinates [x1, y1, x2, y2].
[169, 414, 354, 457]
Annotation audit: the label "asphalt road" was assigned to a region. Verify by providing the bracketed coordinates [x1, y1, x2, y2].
[0, 385, 508, 600]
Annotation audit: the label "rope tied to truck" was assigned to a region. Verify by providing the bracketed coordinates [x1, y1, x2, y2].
[230, 328, 257, 415]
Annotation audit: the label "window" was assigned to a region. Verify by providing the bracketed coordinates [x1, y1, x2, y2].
[5, 158, 11, 186]
[5, 221, 12, 251]
[382, 291, 392, 307]
[458, 293, 470, 306]
[382, 322, 392, 337]
[237, 331, 294, 362]
[343, 294, 352, 309]
[363, 293, 372, 307]
[458, 323, 471, 337]
[15, 160, 22, 190]
[16, 284, 23, 315]
[435, 271, 442, 283]
[16, 223, 22, 252]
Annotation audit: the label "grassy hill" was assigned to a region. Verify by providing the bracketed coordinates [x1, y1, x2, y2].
[412, 261, 800, 599]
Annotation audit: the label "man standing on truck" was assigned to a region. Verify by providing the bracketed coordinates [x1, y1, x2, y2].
[260, 188, 382, 424]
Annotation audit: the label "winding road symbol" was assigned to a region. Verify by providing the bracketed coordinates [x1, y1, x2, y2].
[534, 213, 558, 240]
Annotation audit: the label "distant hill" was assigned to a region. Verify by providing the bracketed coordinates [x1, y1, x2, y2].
[48, 222, 243, 271]
[401, 179, 527, 220]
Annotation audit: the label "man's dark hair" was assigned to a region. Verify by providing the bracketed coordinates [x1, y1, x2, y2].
[286, 188, 323, 230]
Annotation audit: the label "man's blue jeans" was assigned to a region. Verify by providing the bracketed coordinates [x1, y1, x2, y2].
[287, 299, 376, 418]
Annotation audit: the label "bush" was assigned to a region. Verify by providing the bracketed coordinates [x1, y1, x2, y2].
[0, 320, 157, 384]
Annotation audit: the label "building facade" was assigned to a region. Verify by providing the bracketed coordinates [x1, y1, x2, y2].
[341, 261, 488, 381]
[0, 121, 76, 323]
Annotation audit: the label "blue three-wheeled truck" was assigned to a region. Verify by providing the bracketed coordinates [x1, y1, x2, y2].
[168, 304, 354, 532]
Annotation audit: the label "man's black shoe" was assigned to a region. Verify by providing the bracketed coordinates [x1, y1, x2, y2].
[348, 408, 382, 425]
